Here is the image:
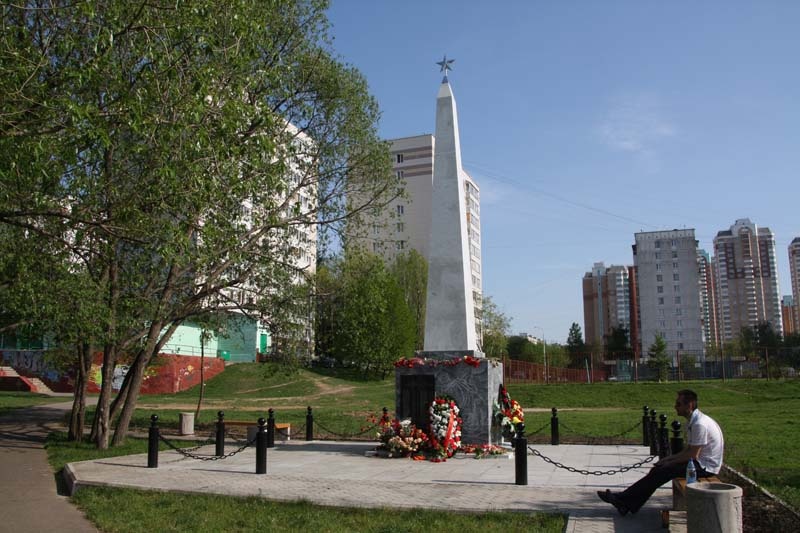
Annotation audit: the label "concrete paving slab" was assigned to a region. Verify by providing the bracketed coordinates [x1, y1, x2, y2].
[65, 440, 681, 532]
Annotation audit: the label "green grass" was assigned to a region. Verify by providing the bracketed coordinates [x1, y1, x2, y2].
[71, 486, 565, 533]
[0, 391, 62, 414]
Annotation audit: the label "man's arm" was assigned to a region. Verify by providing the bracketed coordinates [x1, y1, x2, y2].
[656, 444, 702, 467]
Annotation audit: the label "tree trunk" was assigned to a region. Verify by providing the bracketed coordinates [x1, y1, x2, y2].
[90, 343, 116, 449]
[68, 341, 93, 442]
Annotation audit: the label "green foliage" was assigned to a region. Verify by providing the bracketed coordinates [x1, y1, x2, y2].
[604, 326, 630, 357]
[1, 0, 396, 446]
[480, 295, 510, 358]
[390, 250, 428, 350]
[566, 323, 585, 355]
[646, 334, 671, 381]
[315, 251, 415, 377]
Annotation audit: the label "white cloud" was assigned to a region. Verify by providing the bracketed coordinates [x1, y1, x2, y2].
[598, 93, 677, 157]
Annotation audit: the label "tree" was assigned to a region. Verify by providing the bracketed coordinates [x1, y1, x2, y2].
[320, 251, 415, 377]
[646, 334, 671, 382]
[605, 327, 630, 358]
[566, 322, 585, 366]
[390, 250, 427, 351]
[479, 295, 510, 359]
[0, 1, 396, 447]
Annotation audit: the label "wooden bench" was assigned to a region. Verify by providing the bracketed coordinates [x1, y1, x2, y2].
[224, 420, 292, 441]
[672, 475, 721, 511]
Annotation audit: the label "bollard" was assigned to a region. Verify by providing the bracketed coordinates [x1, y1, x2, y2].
[649, 409, 658, 456]
[215, 411, 225, 457]
[514, 423, 528, 485]
[256, 417, 267, 474]
[267, 408, 275, 448]
[671, 420, 683, 455]
[148, 414, 159, 468]
[550, 407, 559, 446]
[306, 406, 314, 441]
[642, 405, 650, 446]
[381, 407, 390, 424]
[658, 414, 670, 458]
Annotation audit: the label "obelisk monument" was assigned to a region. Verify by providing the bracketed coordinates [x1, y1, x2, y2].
[395, 57, 502, 445]
[422, 55, 481, 357]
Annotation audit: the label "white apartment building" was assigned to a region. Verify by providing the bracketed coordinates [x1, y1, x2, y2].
[789, 237, 800, 333]
[351, 133, 483, 344]
[633, 229, 705, 359]
[713, 218, 782, 341]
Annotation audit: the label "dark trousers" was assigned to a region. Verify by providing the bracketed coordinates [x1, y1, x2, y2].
[617, 459, 712, 513]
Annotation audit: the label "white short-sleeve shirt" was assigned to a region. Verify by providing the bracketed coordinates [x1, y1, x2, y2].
[687, 409, 724, 474]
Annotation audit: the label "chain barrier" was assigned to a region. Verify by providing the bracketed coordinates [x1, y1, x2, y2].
[313, 419, 382, 440]
[164, 433, 217, 453]
[283, 423, 306, 439]
[527, 445, 656, 476]
[159, 433, 257, 461]
[558, 420, 642, 443]
[524, 420, 551, 436]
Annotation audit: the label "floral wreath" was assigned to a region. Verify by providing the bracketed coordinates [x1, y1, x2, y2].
[427, 395, 462, 461]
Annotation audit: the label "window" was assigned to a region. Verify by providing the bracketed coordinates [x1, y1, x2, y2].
[396, 153, 404, 163]
[655, 252, 661, 260]
[676, 320, 683, 327]
[657, 286, 664, 293]
[677, 331, 683, 338]
[673, 273, 680, 281]
[396, 222, 404, 232]
[656, 274, 663, 282]
[658, 309, 665, 317]
[396, 170, 404, 179]
[672, 262, 679, 269]
[396, 240, 405, 251]
[674, 285, 680, 293]
[397, 205, 404, 215]
[672, 251, 678, 258]
[676, 308, 683, 316]
[372, 242, 379, 252]
[674, 296, 681, 304]
[658, 297, 665, 305]
[659, 320, 666, 328]
[678, 343, 684, 350]
[655, 240, 661, 249]
[372, 223, 379, 235]
[656, 263, 662, 271]
[671, 239, 677, 247]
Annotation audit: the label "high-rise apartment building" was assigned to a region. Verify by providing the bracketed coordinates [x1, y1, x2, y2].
[781, 295, 796, 336]
[350, 134, 483, 345]
[713, 219, 782, 341]
[698, 250, 720, 349]
[633, 229, 704, 358]
[790, 237, 800, 333]
[582, 262, 631, 349]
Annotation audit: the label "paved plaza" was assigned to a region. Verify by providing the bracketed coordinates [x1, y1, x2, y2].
[65, 439, 686, 532]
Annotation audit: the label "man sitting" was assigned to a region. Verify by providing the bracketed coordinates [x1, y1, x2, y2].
[597, 389, 724, 515]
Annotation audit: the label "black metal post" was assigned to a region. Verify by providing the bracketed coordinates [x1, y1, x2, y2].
[267, 408, 275, 448]
[256, 417, 267, 474]
[215, 410, 225, 457]
[550, 407, 559, 445]
[670, 420, 683, 455]
[306, 406, 314, 441]
[147, 414, 159, 468]
[514, 423, 528, 485]
[649, 409, 658, 455]
[658, 414, 669, 458]
[642, 405, 649, 446]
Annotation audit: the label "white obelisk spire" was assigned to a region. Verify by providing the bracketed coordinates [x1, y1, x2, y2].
[423, 56, 480, 355]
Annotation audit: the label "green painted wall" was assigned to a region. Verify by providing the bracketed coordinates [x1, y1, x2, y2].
[160, 314, 270, 363]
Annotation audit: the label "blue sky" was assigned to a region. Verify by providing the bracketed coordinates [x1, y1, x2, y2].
[326, 1, 800, 343]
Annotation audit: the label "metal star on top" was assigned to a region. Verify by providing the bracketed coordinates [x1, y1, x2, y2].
[436, 55, 454, 81]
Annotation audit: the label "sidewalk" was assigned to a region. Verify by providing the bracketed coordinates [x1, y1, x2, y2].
[65, 439, 684, 532]
[0, 401, 98, 533]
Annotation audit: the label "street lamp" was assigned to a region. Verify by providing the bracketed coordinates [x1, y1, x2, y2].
[532, 326, 547, 384]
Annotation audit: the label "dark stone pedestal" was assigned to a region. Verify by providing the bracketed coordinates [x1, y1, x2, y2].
[395, 357, 503, 445]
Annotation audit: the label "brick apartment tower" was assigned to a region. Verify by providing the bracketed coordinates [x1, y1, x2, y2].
[790, 237, 800, 333]
[713, 219, 783, 342]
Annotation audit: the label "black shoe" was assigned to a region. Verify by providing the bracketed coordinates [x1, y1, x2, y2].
[597, 489, 630, 516]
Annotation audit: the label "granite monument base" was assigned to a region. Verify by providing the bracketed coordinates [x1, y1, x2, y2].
[395, 357, 503, 445]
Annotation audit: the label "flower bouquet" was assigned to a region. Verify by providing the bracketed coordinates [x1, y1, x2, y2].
[494, 385, 524, 440]
[376, 418, 429, 458]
